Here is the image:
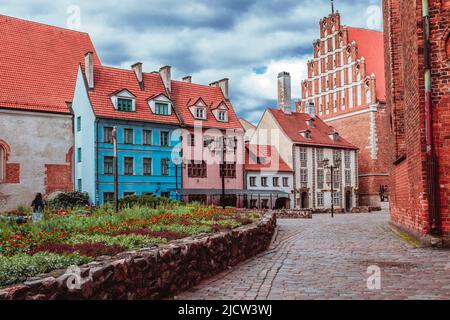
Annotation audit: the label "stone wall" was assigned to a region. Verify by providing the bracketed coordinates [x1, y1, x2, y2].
[0, 212, 276, 300]
[274, 209, 312, 219]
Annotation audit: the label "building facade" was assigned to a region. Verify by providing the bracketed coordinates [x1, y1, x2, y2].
[245, 145, 294, 209]
[72, 58, 182, 205]
[252, 72, 359, 211]
[383, 0, 450, 244]
[297, 10, 390, 207]
[0, 15, 99, 211]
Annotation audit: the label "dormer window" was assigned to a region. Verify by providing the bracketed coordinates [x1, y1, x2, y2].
[300, 130, 312, 139]
[329, 132, 339, 141]
[118, 98, 133, 112]
[307, 119, 315, 127]
[155, 102, 169, 115]
[195, 107, 206, 120]
[218, 110, 228, 122]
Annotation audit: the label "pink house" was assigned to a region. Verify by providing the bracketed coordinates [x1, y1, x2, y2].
[171, 77, 245, 206]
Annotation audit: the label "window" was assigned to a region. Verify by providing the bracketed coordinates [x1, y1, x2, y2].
[317, 149, 324, 168]
[249, 176, 256, 187]
[218, 110, 227, 121]
[188, 134, 195, 147]
[155, 102, 169, 115]
[345, 170, 351, 186]
[188, 161, 207, 178]
[124, 129, 134, 144]
[77, 179, 82, 192]
[261, 177, 268, 187]
[333, 169, 340, 188]
[333, 149, 341, 166]
[344, 150, 351, 168]
[317, 169, 324, 189]
[261, 199, 269, 209]
[124, 192, 135, 197]
[0, 146, 4, 182]
[104, 156, 113, 175]
[220, 162, 236, 178]
[104, 127, 113, 143]
[195, 108, 206, 119]
[77, 148, 82, 163]
[304, 131, 312, 139]
[118, 98, 133, 112]
[124, 157, 134, 175]
[160, 131, 169, 147]
[143, 158, 152, 176]
[283, 177, 289, 187]
[161, 158, 169, 176]
[333, 192, 341, 206]
[76, 116, 81, 132]
[273, 177, 279, 187]
[143, 130, 152, 145]
[299, 147, 307, 167]
[317, 192, 324, 207]
[104, 192, 114, 203]
[300, 169, 308, 187]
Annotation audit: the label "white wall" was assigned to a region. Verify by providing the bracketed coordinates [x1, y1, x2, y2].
[246, 170, 294, 208]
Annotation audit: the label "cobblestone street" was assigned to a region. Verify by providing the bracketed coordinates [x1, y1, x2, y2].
[174, 212, 450, 300]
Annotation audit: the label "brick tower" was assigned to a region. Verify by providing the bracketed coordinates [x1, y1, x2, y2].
[383, 0, 450, 245]
[298, 9, 390, 207]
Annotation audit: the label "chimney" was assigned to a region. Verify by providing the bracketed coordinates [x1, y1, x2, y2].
[159, 66, 171, 93]
[131, 62, 143, 84]
[182, 76, 192, 83]
[305, 101, 316, 118]
[85, 52, 94, 89]
[278, 71, 291, 114]
[218, 78, 229, 100]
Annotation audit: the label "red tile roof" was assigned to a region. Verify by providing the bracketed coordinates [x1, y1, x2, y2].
[347, 27, 386, 101]
[0, 15, 100, 114]
[85, 66, 180, 125]
[245, 144, 293, 172]
[171, 81, 243, 130]
[268, 109, 358, 149]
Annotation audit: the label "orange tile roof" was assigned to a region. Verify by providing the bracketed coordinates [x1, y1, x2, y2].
[86, 66, 180, 125]
[0, 15, 100, 114]
[347, 27, 386, 101]
[245, 144, 293, 172]
[268, 109, 358, 149]
[171, 80, 243, 130]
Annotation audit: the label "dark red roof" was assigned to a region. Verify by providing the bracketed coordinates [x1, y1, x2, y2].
[0, 15, 100, 114]
[245, 144, 293, 172]
[347, 27, 385, 101]
[171, 81, 243, 130]
[268, 109, 358, 149]
[86, 66, 180, 125]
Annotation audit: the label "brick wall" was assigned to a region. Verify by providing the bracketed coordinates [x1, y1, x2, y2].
[383, 0, 450, 239]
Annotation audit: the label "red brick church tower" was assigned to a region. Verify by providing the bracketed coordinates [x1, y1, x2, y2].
[383, 0, 449, 245]
[297, 7, 390, 207]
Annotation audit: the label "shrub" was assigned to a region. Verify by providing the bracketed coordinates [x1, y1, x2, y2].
[118, 194, 176, 209]
[0, 252, 91, 288]
[46, 192, 90, 209]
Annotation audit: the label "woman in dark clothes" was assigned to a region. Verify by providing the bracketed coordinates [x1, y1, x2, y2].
[31, 193, 45, 221]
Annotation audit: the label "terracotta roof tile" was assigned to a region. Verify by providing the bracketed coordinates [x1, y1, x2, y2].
[0, 15, 100, 114]
[245, 144, 293, 172]
[269, 109, 358, 149]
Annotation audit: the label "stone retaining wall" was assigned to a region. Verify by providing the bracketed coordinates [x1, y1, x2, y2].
[274, 209, 312, 219]
[0, 212, 276, 300]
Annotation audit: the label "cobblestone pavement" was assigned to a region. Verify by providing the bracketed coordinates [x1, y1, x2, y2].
[173, 212, 450, 300]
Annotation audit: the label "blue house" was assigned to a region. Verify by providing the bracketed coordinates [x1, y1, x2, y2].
[71, 53, 182, 205]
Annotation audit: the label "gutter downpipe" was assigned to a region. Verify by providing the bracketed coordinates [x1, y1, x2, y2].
[95, 119, 99, 207]
[422, 0, 441, 235]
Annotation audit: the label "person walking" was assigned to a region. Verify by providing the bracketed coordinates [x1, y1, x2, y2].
[31, 193, 45, 222]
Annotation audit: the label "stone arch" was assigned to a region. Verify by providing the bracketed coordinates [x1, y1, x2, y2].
[0, 139, 11, 182]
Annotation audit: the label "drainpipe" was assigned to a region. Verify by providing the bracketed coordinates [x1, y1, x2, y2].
[95, 119, 99, 206]
[422, 0, 441, 235]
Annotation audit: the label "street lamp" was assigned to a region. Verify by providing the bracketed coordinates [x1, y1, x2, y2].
[323, 157, 341, 218]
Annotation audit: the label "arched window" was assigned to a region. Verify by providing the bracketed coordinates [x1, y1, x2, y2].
[0, 145, 5, 182]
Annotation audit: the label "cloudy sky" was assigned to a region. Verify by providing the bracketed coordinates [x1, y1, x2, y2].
[0, 0, 382, 124]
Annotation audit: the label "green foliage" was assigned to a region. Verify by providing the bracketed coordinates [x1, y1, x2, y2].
[46, 192, 90, 209]
[0, 252, 91, 288]
[118, 194, 177, 209]
[68, 234, 168, 249]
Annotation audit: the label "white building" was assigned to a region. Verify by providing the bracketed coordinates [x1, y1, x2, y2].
[251, 72, 359, 211]
[245, 144, 294, 209]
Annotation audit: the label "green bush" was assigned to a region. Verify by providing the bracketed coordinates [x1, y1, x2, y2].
[47, 192, 90, 209]
[0, 252, 91, 288]
[118, 194, 176, 209]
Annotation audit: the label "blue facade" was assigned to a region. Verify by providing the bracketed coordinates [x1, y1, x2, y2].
[95, 119, 182, 205]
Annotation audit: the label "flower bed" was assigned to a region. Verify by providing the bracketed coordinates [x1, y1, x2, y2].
[0, 204, 262, 288]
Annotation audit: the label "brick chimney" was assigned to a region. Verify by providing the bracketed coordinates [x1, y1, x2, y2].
[85, 52, 94, 89]
[278, 71, 291, 114]
[182, 76, 192, 83]
[305, 101, 316, 118]
[131, 62, 143, 85]
[159, 66, 171, 93]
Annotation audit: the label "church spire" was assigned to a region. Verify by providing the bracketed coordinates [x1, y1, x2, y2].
[331, 0, 335, 14]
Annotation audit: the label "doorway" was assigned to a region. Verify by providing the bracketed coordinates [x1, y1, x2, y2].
[345, 190, 352, 212]
[300, 192, 309, 209]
